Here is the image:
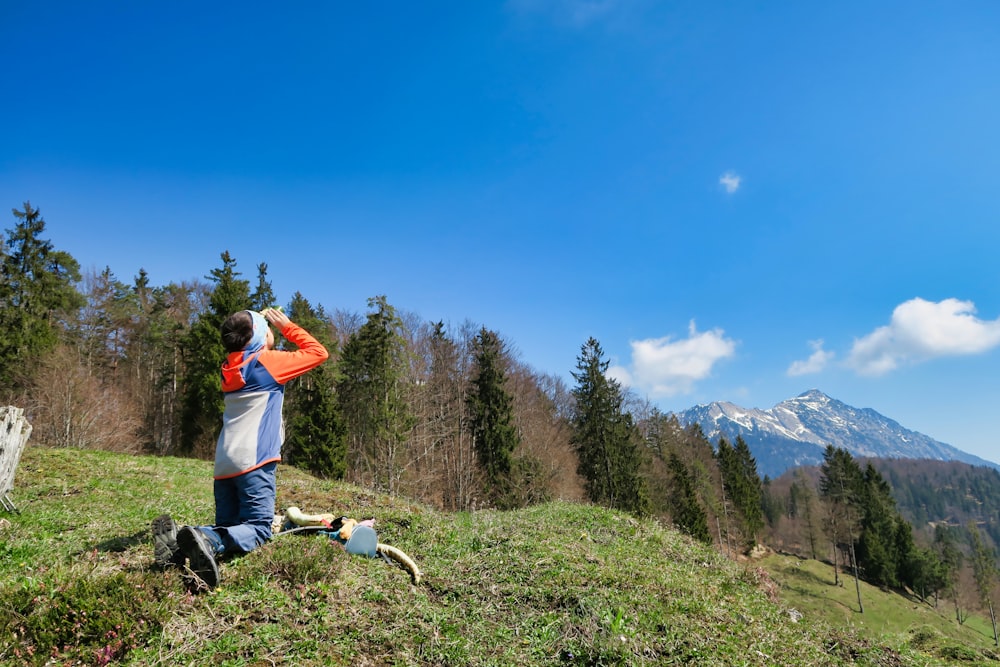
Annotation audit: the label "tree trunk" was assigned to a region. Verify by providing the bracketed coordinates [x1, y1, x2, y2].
[849, 541, 864, 614]
[831, 538, 840, 587]
[989, 599, 998, 647]
[721, 482, 733, 559]
[0, 406, 33, 511]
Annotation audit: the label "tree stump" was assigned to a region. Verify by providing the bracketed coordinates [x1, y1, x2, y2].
[1, 406, 32, 512]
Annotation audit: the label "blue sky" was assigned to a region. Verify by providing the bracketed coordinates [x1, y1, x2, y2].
[4, 2, 1000, 465]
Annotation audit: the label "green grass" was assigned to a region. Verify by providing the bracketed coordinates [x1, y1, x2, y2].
[760, 553, 1000, 665]
[0, 446, 997, 665]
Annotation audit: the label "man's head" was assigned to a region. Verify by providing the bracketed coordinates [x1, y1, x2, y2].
[221, 310, 273, 353]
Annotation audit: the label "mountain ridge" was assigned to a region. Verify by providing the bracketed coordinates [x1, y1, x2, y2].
[674, 389, 999, 478]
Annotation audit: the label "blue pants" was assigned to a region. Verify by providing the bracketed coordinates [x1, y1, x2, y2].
[198, 462, 277, 556]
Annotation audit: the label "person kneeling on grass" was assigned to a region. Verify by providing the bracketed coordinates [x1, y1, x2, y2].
[152, 306, 329, 589]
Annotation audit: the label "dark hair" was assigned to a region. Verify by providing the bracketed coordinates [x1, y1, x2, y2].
[221, 311, 253, 353]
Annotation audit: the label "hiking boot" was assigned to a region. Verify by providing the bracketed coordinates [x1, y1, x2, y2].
[177, 526, 221, 590]
[152, 514, 182, 568]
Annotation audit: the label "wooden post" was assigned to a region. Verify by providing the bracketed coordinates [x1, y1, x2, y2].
[0, 406, 32, 512]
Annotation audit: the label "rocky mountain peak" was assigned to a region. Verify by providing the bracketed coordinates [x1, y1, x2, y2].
[674, 391, 997, 478]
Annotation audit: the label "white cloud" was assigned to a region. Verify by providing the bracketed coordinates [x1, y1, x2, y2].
[719, 171, 741, 194]
[847, 298, 1000, 376]
[787, 339, 834, 376]
[606, 364, 632, 387]
[612, 320, 737, 397]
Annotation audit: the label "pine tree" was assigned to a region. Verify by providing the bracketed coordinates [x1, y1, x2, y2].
[666, 452, 710, 542]
[128, 268, 160, 450]
[467, 327, 520, 508]
[788, 473, 820, 559]
[933, 525, 965, 618]
[715, 437, 738, 555]
[734, 436, 765, 545]
[423, 321, 477, 511]
[250, 262, 276, 311]
[179, 251, 251, 456]
[137, 277, 205, 454]
[714, 436, 764, 550]
[895, 522, 939, 601]
[570, 337, 648, 515]
[969, 522, 999, 646]
[0, 202, 84, 389]
[760, 475, 784, 527]
[283, 292, 345, 479]
[820, 445, 865, 612]
[856, 463, 900, 588]
[72, 266, 136, 379]
[336, 295, 416, 493]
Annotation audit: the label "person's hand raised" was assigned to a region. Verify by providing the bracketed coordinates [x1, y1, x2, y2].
[262, 307, 291, 329]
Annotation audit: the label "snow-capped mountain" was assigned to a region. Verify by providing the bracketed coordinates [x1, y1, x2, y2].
[674, 389, 998, 478]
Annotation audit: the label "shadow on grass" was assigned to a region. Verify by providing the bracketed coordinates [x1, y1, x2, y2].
[92, 529, 149, 553]
[780, 581, 860, 615]
[776, 562, 835, 588]
[770, 560, 864, 615]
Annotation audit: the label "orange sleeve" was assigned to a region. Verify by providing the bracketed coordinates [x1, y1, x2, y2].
[258, 322, 329, 384]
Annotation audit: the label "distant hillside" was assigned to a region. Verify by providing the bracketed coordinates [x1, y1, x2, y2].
[770, 458, 1000, 554]
[675, 389, 998, 478]
[872, 458, 1000, 546]
[3, 446, 998, 665]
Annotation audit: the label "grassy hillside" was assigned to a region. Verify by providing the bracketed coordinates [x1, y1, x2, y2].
[1, 447, 997, 666]
[761, 553, 999, 664]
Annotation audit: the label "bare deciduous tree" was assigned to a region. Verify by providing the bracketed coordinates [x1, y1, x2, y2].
[28, 344, 142, 452]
